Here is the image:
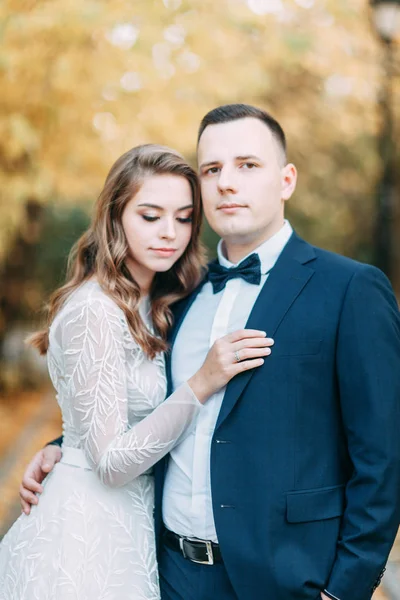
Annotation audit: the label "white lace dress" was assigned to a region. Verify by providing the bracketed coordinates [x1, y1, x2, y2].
[0, 280, 201, 600]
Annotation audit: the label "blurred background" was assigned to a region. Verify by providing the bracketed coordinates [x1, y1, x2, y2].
[0, 0, 399, 595]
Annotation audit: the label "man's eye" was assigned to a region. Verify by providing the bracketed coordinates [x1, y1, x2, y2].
[205, 167, 220, 175]
[142, 215, 159, 222]
[241, 162, 257, 169]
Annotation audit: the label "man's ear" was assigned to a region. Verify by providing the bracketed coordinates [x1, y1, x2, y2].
[281, 163, 297, 201]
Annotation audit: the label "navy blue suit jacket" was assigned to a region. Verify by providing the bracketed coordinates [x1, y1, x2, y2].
[154, 232, 400, 600]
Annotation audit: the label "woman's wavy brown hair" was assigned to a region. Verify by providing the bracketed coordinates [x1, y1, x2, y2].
[28, 144, 206, 359]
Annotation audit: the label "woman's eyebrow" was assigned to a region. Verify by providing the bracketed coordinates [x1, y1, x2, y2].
[137, 203, 163, 209]
[137, 203, 193, 211]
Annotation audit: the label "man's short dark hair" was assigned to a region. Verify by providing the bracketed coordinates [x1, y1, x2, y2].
[197, 103, 287, 163]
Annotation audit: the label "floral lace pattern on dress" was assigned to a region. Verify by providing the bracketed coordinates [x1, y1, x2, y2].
[0, 281, 201, 600]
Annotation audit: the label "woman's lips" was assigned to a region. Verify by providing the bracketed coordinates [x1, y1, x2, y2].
[151, 248, 177, 257]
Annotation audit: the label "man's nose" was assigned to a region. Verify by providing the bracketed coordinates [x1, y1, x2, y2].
[217, 167, 237, 195]
[160, 217, 177, 240]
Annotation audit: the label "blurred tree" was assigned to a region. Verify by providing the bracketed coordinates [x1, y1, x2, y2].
[1, 0, 398, 253]
[0, 0, 399, 388]
[33, 204, 91, 296]
[0, 200, 44, 353]
[0, 202, 90, 391]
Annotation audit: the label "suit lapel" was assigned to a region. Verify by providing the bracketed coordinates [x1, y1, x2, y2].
[215, 233, 316, 430]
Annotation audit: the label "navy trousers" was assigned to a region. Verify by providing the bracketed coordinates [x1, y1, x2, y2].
[159, 544, 237, 600]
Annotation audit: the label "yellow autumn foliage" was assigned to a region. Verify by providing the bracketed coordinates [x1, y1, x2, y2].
[0, 0, 398, 260]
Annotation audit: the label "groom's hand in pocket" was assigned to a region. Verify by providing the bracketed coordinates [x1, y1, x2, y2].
[19, 445, 62, 515]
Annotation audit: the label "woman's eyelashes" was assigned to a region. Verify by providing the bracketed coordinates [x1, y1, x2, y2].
[141, 214, 192, 223]
[142, 215, 159, 222]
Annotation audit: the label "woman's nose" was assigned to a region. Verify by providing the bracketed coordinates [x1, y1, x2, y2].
[160, 218, 177, 240]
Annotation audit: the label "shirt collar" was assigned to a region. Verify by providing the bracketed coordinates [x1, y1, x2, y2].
[217, 220, 293, 275]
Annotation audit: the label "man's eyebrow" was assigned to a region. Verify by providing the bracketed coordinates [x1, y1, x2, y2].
[137, 203, 193, 211]
[199, 160, 220, 170]
[235, 155, 262, 162]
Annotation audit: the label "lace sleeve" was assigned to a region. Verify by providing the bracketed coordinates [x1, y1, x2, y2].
[62, 296, 201, 487]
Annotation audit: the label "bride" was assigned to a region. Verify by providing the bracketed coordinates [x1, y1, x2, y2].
[0, 143, 268, 599]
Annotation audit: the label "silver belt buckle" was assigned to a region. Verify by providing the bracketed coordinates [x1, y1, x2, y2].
[179, 536, 214, 565]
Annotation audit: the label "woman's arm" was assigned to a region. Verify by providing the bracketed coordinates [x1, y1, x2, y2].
[63, 297, 202, 487]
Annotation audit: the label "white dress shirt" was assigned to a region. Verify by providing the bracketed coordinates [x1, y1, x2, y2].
[162, 221, 293, 542]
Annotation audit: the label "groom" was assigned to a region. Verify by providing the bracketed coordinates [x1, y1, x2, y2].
[20, 104, 400, 600]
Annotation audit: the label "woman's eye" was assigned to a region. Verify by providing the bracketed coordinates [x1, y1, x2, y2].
[142, 215, 159, 222]
[177, 217, 193, 223]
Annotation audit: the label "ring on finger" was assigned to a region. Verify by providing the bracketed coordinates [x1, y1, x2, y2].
[234, 350, 241, 363]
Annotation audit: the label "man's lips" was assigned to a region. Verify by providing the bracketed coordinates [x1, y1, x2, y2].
[217, 203, 247, 213]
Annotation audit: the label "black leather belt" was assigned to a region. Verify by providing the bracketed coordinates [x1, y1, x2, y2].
[163, 529, 223, 565]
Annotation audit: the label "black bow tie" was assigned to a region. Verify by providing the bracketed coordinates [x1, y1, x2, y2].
[208, 253, 262, 294]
